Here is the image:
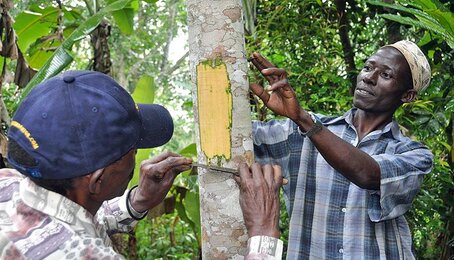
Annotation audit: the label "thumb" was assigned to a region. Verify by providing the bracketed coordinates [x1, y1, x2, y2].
[250, 83, 270, 104]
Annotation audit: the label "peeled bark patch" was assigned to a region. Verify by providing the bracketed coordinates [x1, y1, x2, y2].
[197, 61, 232, 160]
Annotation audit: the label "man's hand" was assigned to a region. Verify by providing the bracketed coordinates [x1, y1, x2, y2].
[249, 52, 304, 122]
[130, 151, 192, 212]
[235, 162, 282, 238]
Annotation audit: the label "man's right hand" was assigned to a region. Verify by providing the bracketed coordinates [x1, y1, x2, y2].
[130, 151, 192, 213]
[249, 52, 304, 122]
[235, 163, 282, 238]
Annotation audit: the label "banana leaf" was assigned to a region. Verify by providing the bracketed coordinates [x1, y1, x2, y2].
[18, 0, 133, 105]
[367, 0, 454, 49]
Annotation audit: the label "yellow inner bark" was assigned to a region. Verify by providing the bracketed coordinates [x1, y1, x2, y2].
[196, 62, 232, 160]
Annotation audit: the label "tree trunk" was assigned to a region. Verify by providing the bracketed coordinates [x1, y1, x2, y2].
[186, 0, 253, 258]
[334, 0, 356, 94]
[383, 0, 402, 43]
[90, 19, 112, 75]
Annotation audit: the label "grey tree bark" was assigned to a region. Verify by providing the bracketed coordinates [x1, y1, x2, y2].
[186, 0, 253, 258]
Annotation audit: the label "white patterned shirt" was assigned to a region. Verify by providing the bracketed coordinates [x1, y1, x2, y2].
[0, 169, 283, 259]
[0, 169, 135, 259]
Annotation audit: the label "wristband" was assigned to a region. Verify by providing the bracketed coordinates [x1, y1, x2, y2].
[126, 185, 148, 220]
[299, 112, 323, 138]
[247, 236, 283, 259]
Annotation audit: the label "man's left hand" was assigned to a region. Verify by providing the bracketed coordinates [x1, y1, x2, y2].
[235, 163, 282, 238]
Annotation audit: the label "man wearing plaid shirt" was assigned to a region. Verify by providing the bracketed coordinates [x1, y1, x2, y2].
[248, 40, 433, 259]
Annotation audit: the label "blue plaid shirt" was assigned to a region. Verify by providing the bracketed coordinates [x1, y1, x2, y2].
[253, 109, 433, 259]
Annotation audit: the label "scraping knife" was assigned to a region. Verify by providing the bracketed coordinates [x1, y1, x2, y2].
[192, 163, 288, 185]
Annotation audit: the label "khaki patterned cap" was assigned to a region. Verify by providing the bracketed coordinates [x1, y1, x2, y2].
[386, 40, 431, 93]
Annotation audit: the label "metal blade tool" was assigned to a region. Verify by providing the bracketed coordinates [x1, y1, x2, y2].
[192, 163, 288, 185]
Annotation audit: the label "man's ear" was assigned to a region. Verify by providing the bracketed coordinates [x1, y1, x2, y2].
[401, 89, 417, 103]
[88, 168, 105, 195]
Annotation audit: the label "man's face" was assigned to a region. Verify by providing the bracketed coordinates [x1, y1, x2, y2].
[102, 149, 136, 199]
[353, 47, 413, 114]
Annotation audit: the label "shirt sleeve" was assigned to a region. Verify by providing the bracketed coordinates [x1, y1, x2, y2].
[95, 189, 139, 234]
[253, 119, 295, 167]
[253, 119, 303, 213]
[368, 143, 433, 222]
[245, 236, 284, 260]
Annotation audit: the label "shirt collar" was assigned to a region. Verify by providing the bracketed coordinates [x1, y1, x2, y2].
[320, 108, 403, 140]
[19, 177, 99, 236]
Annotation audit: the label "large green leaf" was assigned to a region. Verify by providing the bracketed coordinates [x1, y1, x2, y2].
[19, 0, 133, 105]
[183, 191, 201, 242]
[380, 14, 454, 49]
[13, 6, 59, 53]
[27, 26, 77, 69]
[132, 75, 155, 104]
[368, 0, 454, 49]
[129, 74, 156, 186]
[426, 9, 454, 35]
[129, 148, 152, 187]
[178, 143, 197, 158]
[14, 7, 84, 70]
[404, 0, 446, 11]
[107, 0, 139, 35]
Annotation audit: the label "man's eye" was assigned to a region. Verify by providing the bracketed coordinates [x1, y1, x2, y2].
[381, 72, 391, 79]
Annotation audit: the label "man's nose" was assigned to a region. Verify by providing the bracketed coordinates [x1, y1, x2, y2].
[363, 70, 378, 85]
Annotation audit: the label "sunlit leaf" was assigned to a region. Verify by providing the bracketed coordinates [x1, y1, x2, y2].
[178, 143, 197, 158]
[19, 0, 132, 105]
[106, 0, 138, 35]
[129, 148, 151, 187]
[13, 6, 59, 53]
[27, 26, 77, 69]
[132, 75, 155, 104]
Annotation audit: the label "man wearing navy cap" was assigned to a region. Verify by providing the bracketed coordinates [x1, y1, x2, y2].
[0, 71, 283, 259]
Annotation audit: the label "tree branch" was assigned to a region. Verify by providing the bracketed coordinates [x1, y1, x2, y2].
[166, 51, 189, 75]
[335, 0, 356, 94]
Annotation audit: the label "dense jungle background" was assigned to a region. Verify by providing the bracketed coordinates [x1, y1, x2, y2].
[1, 0, 453, 259]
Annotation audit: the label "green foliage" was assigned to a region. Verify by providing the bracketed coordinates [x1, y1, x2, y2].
[135, 213, 199, 259]
[132, 75, 156, 103]
[129, 74, 157, 187]
[14, 5, 59, 53]
[13, 5, 82, 69]
[107, 0, 139, 35]
[18, 0, 133, 103]
[172, 143, 201, 247]
[368, 0, 454, 49]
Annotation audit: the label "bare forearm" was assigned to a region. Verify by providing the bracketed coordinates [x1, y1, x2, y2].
[294, 111, 380, 190]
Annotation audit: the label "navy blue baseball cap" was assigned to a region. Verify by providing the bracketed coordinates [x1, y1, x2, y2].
[7, 70, 174, 179]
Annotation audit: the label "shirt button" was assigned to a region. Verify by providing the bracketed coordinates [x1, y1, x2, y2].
[341, 207, 347, 213]
[339, 248, 344, 254]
